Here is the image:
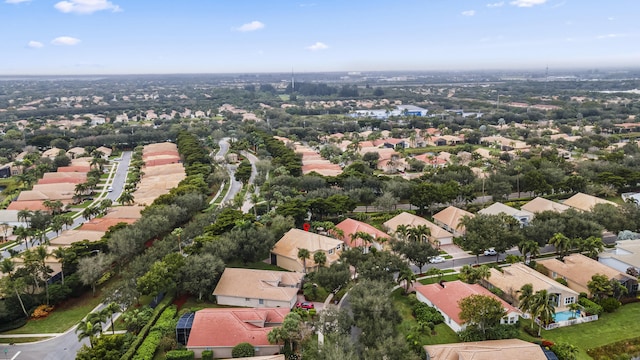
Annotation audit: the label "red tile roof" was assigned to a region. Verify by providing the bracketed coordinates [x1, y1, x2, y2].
[80, 218, 136, 232]
[187, 308, 289, 348]
[335, 218, 390, 248]
[415, 280, 520, 326]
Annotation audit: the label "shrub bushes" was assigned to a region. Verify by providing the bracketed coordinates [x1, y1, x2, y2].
[201, 350, 214, 360]
[578, 297, 603, 315]
[30, 304, 54, 319]
[164, 350, 194, 360]
[231, 342, 255, 358]
[121, 296, 173, 360]
[133, 305, 178, 360]
[599, 297, 621, 313]
[413, 303, 444, 325]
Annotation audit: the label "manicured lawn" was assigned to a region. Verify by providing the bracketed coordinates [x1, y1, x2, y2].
[2, 291, 104, 334]
[541, 303, 640, 360]
[0, 337, 51, 344]
[417, 273, 460, 285]
[392, 289, 459, 346]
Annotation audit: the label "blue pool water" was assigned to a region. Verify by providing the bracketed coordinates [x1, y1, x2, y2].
[553, 310, 578, 322]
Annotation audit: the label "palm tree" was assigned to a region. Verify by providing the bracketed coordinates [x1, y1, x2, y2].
[0, 258, 29, 317]
[52, 247, 69, 285]
[74, 182, 89, 197]
[313, 251, 327, 269]
[171, 227, 183, 254]
[0, 222, 9, 242]
[518, 240, 540, 262]
[395, 224, 411, 242]
[297, 248, 310, 274]
[517, 283, 536, 329]
[410, 225, 431, 243]
[118, 191, 135, 206]
[101, 302, 122, 335]
[14, 226, 31, 250]
[17, 209, 32, 228]
[61, 214, 74, 229]
[351, 231, 375, 251]
[33, 245, 52, 305]
[578, 236, 604, 259]
[548, 233, 572, 259]
[397, 267, 417, 294]
[532, 290, 557, 336]
[76, 318, 103, 348]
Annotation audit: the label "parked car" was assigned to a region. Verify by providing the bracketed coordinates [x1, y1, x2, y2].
[429, 256, 446, 264]
[107, 186, 113, 192]
[295, 301, 315, 310]
[484, 248, 497, 256]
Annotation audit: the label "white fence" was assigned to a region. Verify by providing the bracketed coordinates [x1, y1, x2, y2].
[535, 314, 598, 330]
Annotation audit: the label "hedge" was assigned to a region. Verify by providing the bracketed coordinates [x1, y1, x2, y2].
[133, 305, 178, 360]
[120, 295, 174, 360]
[578, 297, 603, 315]
[164, 350, 194, 360]
[201, 350, 213, 360]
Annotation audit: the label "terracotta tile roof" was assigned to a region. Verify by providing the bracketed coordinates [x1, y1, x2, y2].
[424, 339, 547, 360]
[57, 165, 91, 173]
[478, 202, 533, 219]
[80, 218, 136, 232]
[487, 263, 578, 298]
[383, 212, 452, 241]
[187, 308, 289, 348]
[49, 230, 105, 246]
[272, 228, 343, 267]
[7, 200, 49, 211]
[415, 280, 520, 326]
[538, 254, 636, 290]
[521, 197, 570, 214]
[103, 206, 144, 219]
[213, 268, 303, 302]
[433, 206, 474, 233]
[142, 142, 178, 154]
[17, 183, 76, 201]
[335, 218, 390, 248]
[562, 192, 617, 212]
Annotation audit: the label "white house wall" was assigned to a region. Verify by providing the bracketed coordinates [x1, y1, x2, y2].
[216, 295, 295, 309]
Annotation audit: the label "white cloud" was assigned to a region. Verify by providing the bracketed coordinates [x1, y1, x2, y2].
[235, 21, 265, 32]
[54, 0, 121, 14]
[6, 0, 31, 3]
[486, 2, 504, 7]
[306, 42, 328, 51]
[596, 33, 625, 39]
[608, 17, 615, 21]
[510, 0, 546, 7]
[51, 36, 81, 45]
[28, 40, 43, 48]
[462, 10, 476, 16]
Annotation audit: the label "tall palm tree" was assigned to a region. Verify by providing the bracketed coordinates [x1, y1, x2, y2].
[411, 225, 431, 243]
[313, 251, 327, 269]
[61, 214, 74, 229]
[101, 302, 122, 335]
[17, 209, 32, 228]
[118, 191, 135, 206]
[578, 236, 604, 259]
[517, 283, 536, 329]
[171, 227, 183, 254]
[397, 267, 417, 294]
[548, 233, 572, 259]
[0, 258, 29, 317]
[518, 240, 540, 262]
[33, 245, 52, 305]
[52, 247, 69, 285]
[76, 319, 103, 348]
[532, 290, 557, 336]
[395, 224, 412, 242]
[14, 226, 31, 250]
[297, 248, 310, 274]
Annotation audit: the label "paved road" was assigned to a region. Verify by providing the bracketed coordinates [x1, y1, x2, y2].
[240, 151, 259, 214]
[0, 152, 132, 258]
[217, 138, 243, 206]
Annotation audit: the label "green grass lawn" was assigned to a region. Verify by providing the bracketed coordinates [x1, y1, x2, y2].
[0, 337, 52, 344]
[540, 303, 640, 360]
[225, 260, 288, 271]
[2, 291, 104, 334]
[417, 273, 460, 285]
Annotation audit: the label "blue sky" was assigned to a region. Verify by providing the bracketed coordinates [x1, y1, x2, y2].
[1, 0, 639, 75]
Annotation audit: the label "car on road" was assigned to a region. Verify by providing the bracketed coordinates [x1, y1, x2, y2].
[107, 186, 113, 192]
[295, 301, 315, 310]
[484, 248, 497, 256]
[429, 256, 446, 263]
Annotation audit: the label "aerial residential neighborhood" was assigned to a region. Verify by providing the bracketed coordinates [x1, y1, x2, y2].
[1, 2, 640, 360]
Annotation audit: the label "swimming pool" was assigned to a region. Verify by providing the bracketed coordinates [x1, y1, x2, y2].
[553, 310, 579, 322]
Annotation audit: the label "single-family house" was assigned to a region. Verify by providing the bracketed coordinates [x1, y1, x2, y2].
[433, 206, 474, 237]
[478, 202, 533, 227]
[599, 240, 640, 275]
[213, 268, 304, 308]
[521, 197, 570, 215]
[186, 308, 288, 359]
[271, 228, 343, 273]
[415, 280, 521, 332]
[424, 339, 548, 360]
[537, 253, 638, 296]
[486, 263, 579, 312]
[383, 212, 453, 247]
[335, 218, 390, 253]
[562, 192, 617, 212]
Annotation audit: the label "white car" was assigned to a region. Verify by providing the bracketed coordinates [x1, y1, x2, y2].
[484, 248, 497, 256]
[107, 186, 113, 192]
[429, 256, 446, 264]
